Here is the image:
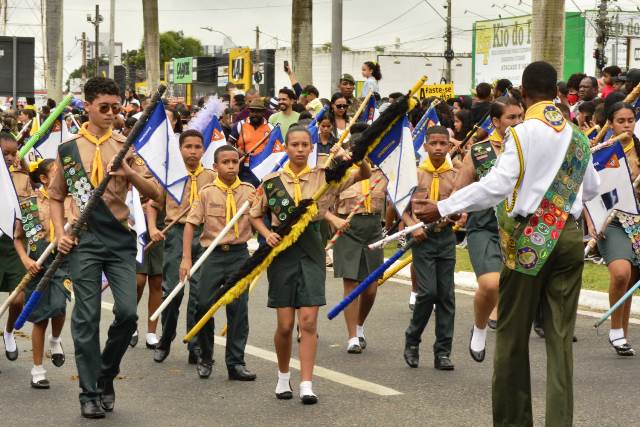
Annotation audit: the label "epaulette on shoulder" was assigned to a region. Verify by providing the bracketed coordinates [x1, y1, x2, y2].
[111, 132, 127, 143]
[261, 171, 281, 182]
[61, 133, 82, 145]
[239, 180, 256, 190]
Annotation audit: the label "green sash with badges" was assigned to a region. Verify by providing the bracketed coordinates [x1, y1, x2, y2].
[470, 140, 498, 179]
[58, 139, 136, 260]
[615, 212, 640, 259]
[496, 123, 590, 276]
[263, 176, 323, 265]
[19, 196, 48, 256]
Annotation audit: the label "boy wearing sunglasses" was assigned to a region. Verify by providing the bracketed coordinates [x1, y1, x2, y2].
[49, 77, 160, 419]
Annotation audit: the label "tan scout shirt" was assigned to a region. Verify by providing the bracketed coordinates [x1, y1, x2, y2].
[34, 190, 77, 234]
[454, 139, 502, 190]
[251, 167, 359, 227]
[48, 134, 160, 222]
[408, 167, 457, 219]
[335, 168, 388, 215]
[152, 169, 217, 225]
[11, 168, 31, 200]
[186, 181, 255, 247]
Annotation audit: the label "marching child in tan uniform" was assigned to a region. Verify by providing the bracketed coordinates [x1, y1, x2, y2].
[180, 145, 257, 381]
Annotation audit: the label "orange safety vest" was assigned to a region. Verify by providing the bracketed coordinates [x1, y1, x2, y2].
[238, 118, 272, 160]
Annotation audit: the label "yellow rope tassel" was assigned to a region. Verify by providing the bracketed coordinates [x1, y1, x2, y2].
[221, 274, 261, 337]
[183, 203, 319, 343]
[377, 255, 413, 287]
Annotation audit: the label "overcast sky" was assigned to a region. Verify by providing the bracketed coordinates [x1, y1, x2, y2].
[4, 0, 640, 84]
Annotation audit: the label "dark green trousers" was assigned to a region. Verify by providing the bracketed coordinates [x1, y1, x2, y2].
[69, 230, 137, 403]
[196, 245, 249, 367]
[405, 228, 456, 357]
[159, 224, 202, 352]
[492, 220, 583, 427]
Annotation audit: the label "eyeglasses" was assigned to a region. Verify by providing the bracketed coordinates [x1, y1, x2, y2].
[97, 103, 121, 114]
[335, 104, 348, 110]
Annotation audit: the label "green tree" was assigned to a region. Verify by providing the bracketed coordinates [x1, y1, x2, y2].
[136, 30, 204, 69]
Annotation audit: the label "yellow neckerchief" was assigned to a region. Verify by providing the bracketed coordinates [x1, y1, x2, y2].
[79, 122, 113, 187]
[524, 101, 566, 132]
[622, 139, 634, 154]
[361, 179, 372, 213]
[213, 175, 242, 237]
[419, 156, 453, 201]
[187, 163, 205, 204]
[488, 130, 504, 153]
[282, 161, 311, 206]
[39, 187, 54, 242]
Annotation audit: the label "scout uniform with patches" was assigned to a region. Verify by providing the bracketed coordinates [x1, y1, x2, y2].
[333, 168, 388, 281]
[19, 190, 76, 323]
[404, 157, 457, 359]
[48, 126, 160, 405]
[597, 135, 640, 266]
[151, 165, 216, 354]
[0, 167, 30, 294]
[438, 101, 599, 426]
[186, 177, 255, 368]
[250, 163, 357, 308]
[454, 132, 504, 277]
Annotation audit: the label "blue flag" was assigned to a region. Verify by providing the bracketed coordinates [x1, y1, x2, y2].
[479, 115, 494, 134]
[200, 114, 228, 169]
[133, 102, 189, 203]
[249, 125, 286, 181]
[412, 106, 440, 155]
[359, 96, 377, 123]
[369, 116, 417, 215]
[31, 115, 70, 160]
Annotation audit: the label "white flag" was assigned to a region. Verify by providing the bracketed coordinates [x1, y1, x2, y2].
[32, 115, 70, 160]
[585, 141, 640, 233]
[0, 162, 21, 239]
[368, 116, 417, 215]
[126, 187, 147, 264]
[133, 102, 189, 204]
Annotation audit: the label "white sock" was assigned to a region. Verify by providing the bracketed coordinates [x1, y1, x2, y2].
[470, 325, 487, 352]
[356, 325, 365, 338]
[409, 292, 417, 305]
[3, 330, 16, 352]
[347, 337, 360, 349]
[276, 371, 291, 394]
[146, 333, 159, 345]
[31, 364, 46, 382]
[609, 328, 626, 346]
[299, 380, 315, 397]
[49, 335, 63, 355]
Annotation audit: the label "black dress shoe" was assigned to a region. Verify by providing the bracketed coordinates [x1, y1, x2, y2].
[129, 331, 138, 348]
[197, 359, 213, 379]
[403, 344, 419, 368]
[153, 346, 170, 363]
[228, 365, 257, 381]
[98, 378, 115, 412]
[434, 355, 455, 371]
[80, 400, 105, 419]
[275, 381, 293, 400]
[301, 394, 318, 405]
[533, 324, 545, 338]
[469, 327, 486, 363]
[51, 343, 65, 367]
[487, 319, 497, 330]
[3, 334, 18, 361]
[31, 378, 50, 389]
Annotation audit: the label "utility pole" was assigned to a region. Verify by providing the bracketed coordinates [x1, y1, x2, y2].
[81, 31, 87, 83]
[142, 0, 160, 94]
[108, 0, 115, 79]
[291, 0, 312, 85]
[255, 26, 260, 91]
[87, 4, 103, 77]
[444, 0, 453, 83]
[331, 0, 342, 91]
[45, 0, 63, 100]
[595, 0, 608, 77]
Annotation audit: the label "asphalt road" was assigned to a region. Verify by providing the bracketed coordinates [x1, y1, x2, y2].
[1, 273, 639, 426]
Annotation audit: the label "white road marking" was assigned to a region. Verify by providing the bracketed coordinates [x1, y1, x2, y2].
[214, 335, 403, 396]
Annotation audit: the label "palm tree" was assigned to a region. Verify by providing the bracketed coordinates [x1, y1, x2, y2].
[46, 0, 63, 100]
[142, 0, 160, 93]
[291, 0, 312, 85]
[531, 0, 565, 76]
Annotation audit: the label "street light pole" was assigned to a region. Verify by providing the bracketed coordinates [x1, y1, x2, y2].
[87, 4, 103, 77]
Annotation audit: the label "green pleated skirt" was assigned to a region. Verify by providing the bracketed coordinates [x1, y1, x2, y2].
[333, 214, 384, 281]
[0, 234, 26, 293]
